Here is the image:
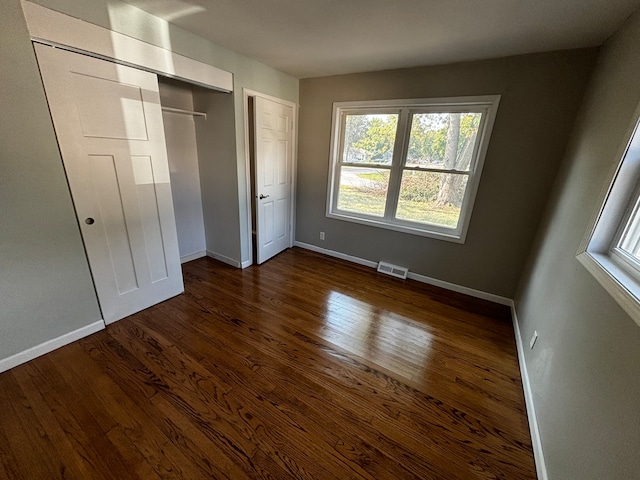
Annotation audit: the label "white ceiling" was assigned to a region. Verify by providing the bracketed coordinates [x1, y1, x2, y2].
[120, 0, 640, 78]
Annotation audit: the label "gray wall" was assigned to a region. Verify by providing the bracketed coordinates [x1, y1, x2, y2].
[0, 0, 102, 360]
[515, 11, 640, 480]
[296, 50, 597, 298]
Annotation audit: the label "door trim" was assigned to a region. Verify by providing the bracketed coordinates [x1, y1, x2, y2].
[243, 89, 298, 268]
[21, 1, 232, 92]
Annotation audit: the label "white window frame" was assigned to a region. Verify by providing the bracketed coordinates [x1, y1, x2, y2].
[326, 96, 500, 243]
[577, 103, 640, 328]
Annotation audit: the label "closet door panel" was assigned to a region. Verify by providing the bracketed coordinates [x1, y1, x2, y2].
[35, 43, 183, 324]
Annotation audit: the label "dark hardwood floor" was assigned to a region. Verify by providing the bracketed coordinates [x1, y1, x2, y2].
[0, 247, 536, 479]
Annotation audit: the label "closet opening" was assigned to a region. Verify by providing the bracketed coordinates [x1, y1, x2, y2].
[158, 77, 207, 264]
[159, 77, 239, 268]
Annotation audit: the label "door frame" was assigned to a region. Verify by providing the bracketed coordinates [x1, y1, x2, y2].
[21, 1, 232, 92]
[243, 89, 298, 267]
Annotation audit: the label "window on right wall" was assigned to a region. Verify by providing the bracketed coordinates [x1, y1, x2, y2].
[577, 110, 640, 327]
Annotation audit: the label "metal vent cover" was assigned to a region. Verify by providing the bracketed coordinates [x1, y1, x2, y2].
[377, 261, 408, 279]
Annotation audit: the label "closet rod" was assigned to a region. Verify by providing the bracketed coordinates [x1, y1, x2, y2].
[161, 106, 207, 119]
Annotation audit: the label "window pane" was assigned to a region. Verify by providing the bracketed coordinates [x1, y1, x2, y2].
[336, 166, 390, 217]
[396, 171, 469, 228]
[618, 195, 640, 260]
[405, 112, 482, 170]
[343, 113, 398, 165]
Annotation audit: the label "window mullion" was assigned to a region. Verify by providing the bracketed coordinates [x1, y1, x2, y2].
[384, 108, 411, 220]
[403, 167, 471, 174]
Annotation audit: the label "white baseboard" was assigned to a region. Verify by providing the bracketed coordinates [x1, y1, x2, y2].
[407, 271, 512, 305]
[241, 259, 252, 269]
[510, 302, 548, 480]
[294, 241, 378, 268]
[207, 250, 241, 268]
[180, 250, 207, 264]
[0, 320, 105, 374]
[293, 241, 511, 305]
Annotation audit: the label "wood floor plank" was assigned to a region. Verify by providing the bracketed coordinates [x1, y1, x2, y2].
[131, 311, 415, 479]
[181, 266, 530, 440]
[84, 329, 260, 479]
[0, 372, 67, 480]
[9, 363, 104, 480]
[52, 342, 204, 480]
[171, 254, 533, 478]
[187, 300, 530, 478]
[159, 272, 532, 478]
[96, 320, 293, 479]
[0, 247, 535, 479]
[133, 308, 424, 479]
[186, 258, 521, 382]
[109, 318, 377, 480]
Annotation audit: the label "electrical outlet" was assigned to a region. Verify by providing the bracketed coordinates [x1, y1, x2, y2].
[320, 231, 325, 240]
[530, 330, 538, 350]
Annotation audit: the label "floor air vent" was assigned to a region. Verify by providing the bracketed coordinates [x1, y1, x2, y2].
[377, 261, 409, 279]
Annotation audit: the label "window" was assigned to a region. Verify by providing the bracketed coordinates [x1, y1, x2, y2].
[612, 189, 640, 276]
[577, 113, 640, 327]
[326, 96, 500, 242]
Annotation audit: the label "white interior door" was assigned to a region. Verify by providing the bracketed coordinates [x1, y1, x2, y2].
[255, 96, 294, 264]
[35, 43, 183, 324]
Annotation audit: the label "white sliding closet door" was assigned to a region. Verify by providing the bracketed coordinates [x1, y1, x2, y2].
[35, 43, 183, 324]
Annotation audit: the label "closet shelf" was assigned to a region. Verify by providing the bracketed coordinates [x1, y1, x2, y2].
[161, 106, 207, 119]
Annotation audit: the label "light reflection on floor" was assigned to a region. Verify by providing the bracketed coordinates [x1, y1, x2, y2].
[320, 290, 433, 381]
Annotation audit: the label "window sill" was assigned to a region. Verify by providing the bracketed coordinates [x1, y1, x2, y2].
[577, 250, 640, 327]
[326, 211, 466, 243]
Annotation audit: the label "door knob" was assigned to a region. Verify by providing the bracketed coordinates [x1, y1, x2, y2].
[85, 217, 95, 225]
[259, 194, 270, 199]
